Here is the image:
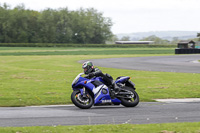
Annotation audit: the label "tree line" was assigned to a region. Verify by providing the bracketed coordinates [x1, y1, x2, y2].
[117, 34, 200, 45]
[0, 3, 113, 44]
[115, 35, 173, 44]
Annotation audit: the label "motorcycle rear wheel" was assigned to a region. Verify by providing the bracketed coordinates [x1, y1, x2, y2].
[71, 90, 93, 109]
[119, 86, 139, 107]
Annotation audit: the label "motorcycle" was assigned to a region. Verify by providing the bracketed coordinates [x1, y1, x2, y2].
[71, 73, 139, 109]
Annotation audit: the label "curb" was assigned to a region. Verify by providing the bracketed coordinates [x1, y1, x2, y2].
[155, 98, 200, 103]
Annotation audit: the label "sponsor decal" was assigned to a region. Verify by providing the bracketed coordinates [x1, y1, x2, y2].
[93, 85, 103, 94]
[102, 100, 111, 103]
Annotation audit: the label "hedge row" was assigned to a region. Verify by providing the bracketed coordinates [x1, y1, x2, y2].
[0, 43, 177, 48]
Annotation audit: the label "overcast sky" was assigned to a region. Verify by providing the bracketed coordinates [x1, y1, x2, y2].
[1, 0, 200, 34]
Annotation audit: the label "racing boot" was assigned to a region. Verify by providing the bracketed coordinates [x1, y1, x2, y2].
[113, 83, 120, 95]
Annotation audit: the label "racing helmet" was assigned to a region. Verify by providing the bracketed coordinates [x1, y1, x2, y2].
[82, 61, 94, 74]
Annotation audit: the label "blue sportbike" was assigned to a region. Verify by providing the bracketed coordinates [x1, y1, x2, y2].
[71, 73, 139, 109]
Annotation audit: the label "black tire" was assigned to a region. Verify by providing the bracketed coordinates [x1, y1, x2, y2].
[71, 90, 93, 109]
[120, 86, 139, 107]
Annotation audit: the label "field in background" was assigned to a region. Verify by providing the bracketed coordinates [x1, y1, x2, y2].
[0, 47, 200, 107]
[0, 47, 174, 56]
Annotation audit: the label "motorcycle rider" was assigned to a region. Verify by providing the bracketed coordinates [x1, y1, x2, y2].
[82, 61, 120, 94]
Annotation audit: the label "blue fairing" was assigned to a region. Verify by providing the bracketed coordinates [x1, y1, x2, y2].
[72, 73, 121, 105]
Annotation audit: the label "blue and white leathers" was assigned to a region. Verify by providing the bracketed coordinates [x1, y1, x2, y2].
[71, 73, 128, 105]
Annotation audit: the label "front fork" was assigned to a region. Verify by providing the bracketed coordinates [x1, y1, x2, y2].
[82, 87, 87, 98]
[79, 87, 87, 98]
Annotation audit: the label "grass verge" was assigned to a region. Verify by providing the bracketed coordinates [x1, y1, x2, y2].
[0, 122, 200, 133]
[0, 47, 174, 55]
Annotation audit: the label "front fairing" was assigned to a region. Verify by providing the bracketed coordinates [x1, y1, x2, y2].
[72, 73, 85, 87]
[72, 76, 87, 88]
[71, 73, 95, 94]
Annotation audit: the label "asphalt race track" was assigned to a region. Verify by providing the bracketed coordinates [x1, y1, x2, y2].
[82, 55, 200, 73]
[0, 55, 200, 127]
[0, 102, 200, 127]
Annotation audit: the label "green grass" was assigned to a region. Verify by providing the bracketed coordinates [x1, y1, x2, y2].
[0, 122, 200, 133]
[0, 47, 200, 107]
[0, 47, 174, 55]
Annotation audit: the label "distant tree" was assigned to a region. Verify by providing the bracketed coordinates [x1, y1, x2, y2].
[171, 37, 179, 44]
[70, 8, 113, 44]
[140, 35, 169, 44]
[112, 35, 119, 41]
[0, 3, 12, 42]
[105, 34, 118, 44]
[120, 36, 130, 41]
[0, 3, 113, 44]
[54, 8, 73, 43]
[197, 33, 200, 41]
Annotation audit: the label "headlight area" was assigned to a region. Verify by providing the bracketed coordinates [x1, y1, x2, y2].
[72, 78, 79, 86]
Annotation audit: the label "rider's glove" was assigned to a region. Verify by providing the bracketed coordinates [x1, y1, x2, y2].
[88, 73, 94, 78]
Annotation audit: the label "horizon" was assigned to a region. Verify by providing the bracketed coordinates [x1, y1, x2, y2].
[116, 30, 199, 35]
[116, 31, 199, 41]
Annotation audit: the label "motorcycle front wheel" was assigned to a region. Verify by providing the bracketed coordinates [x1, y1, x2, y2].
[71, 90, 93, 109]
[119, 86, 139, 107]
